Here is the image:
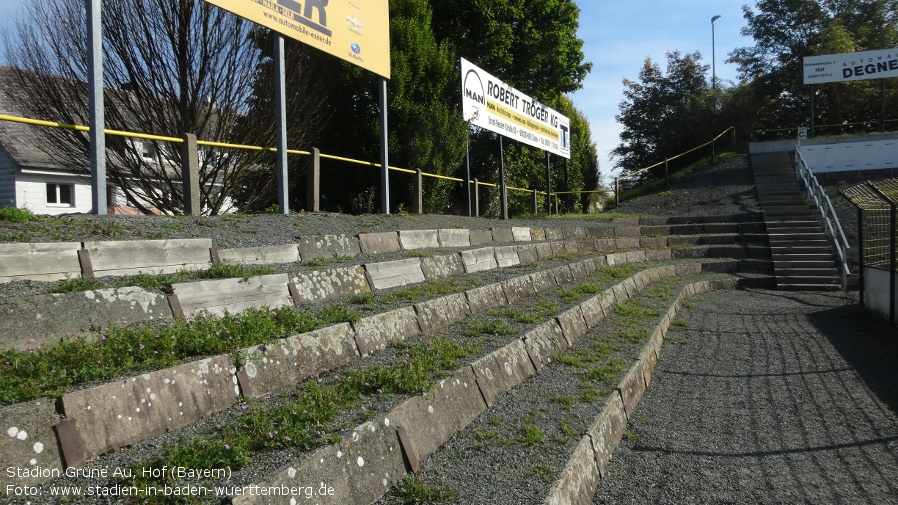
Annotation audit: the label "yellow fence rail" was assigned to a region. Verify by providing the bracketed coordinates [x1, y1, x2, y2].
[0, 113, 552, 202]
[611, 126, 734, 205]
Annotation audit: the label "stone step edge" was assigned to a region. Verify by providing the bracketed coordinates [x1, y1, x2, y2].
[227, 265, 711, 505]
[0, 238, 634, 351]
[0, 249, 684, 486]
[542, 277, 738, 505]
[0, 216, 760, 285]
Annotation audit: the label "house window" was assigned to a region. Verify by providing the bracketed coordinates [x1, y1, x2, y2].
[140, 141, 157, 160]
[46, 183, 74, 206]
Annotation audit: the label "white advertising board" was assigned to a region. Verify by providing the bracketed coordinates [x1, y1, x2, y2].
[803, 47, 898, 85]
[461, 58, 570, 158]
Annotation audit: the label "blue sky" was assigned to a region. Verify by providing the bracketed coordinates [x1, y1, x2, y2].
[0, 0, 756, 182]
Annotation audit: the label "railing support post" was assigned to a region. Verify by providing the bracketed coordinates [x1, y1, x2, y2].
[307, 148, 320, 212]
[413, 169, 423, 214]
[473, 179, 480, 217]
[180, 133, 200, 216]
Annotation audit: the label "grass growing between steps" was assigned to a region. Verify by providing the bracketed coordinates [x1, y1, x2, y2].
[0, 207, 125, 241]
[118, 337, 477, 504]
[0, 305, 360, 405]
[116, 264, 676, 504]
[49, 262, 282, 294]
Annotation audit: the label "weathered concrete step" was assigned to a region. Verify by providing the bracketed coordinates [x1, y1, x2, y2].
[640, 223, 766, 236]
[773, 267, 838, 277]
[768, 245, 831, 254]
[771, 254, 836, 262]
[765, 227, 822, 234]
[672, 245, 770, 260]
[772, 260, 836, 268]
[776, 275, 841, 285]
[761, 206, 816, 213]
[767, 239, 829, 247]
[666, 234, 768, 246]
[758, 199, 812, 207]
[637, 214, 764, 225]
[776, 282, 841, 291]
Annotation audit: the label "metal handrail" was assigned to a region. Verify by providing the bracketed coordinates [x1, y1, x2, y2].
[795, 148, 851, 288]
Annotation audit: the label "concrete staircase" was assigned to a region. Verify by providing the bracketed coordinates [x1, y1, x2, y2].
[751, 152, 840, 290]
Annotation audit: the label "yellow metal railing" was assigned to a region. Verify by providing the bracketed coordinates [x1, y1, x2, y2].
[611, 126, 734, 204]
[0, 113, 550, 200]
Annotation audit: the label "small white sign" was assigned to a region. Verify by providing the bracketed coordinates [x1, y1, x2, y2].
[798, 127, 808, 141]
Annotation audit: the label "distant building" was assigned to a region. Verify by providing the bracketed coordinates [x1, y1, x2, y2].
[0, 66, 235, 215]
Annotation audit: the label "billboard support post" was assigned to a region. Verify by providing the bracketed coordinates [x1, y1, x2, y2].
[86, 0, 106, 215]
[274, 34, 289, 214]
[545, 152, 551, 215]
[499, 136, 507, 220]
[379, 77, 390, 214]
[465, 134, 472, 217]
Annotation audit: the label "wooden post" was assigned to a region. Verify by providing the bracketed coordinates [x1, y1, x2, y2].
[473, 178, 479, 217]
[307, 148, 320, 212]
[180, 133, 200, 216]
[413, 169, 423, 214]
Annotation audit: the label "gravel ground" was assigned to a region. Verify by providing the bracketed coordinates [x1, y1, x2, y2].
[594, 289, 898, 504]
[374, 272, 718, 505]
[0, 154, 761, 251]
[0, 153, 793, 505]
[611, 154, 761, 218]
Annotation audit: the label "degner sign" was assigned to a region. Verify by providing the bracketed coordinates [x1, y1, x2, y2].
[461, 58, 570, 158]
[803, 47, 898, 85]
[203, 0, 390, 78]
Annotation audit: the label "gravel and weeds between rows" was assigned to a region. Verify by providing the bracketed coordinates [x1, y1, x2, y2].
[0, 249, 615, 405]
[0, 256, 706, 505]
[374, 275, 705, 505]
[109, 263, 686, 505]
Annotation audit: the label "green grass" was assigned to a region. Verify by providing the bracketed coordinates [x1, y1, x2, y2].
[559, 418, 578, 438]
[394, 476, 459, 504]
[582, 358, 628, 385]
[381, 278, 474, 304]
[118, 337, 474, 500]
[462, 319, 516, 337]
[0, 305, 361, 405]
[614, 151, 738, 204]
[529, 462, 557, 483]
[489, 307, 541, 324]
[0, 206, 40, 223]
[550, 394, 576, 411]
[519, 423, 546, 446]
[49, 262, 280, 294]
[0, 212, 124, 242]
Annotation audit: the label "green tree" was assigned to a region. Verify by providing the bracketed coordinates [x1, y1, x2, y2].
[429, 0, 593, 216]
[730, 0, 898, 138]
[299, 0, 468, 214]
[613, 51, 719, 180]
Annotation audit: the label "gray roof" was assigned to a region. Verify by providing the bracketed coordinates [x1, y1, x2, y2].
[0, 65, 74, 172]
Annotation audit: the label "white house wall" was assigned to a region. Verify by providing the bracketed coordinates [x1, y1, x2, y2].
[15, 173, 93, 215]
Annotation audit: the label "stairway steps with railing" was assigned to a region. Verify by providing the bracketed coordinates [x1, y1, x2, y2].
[751, 152, 841, 290]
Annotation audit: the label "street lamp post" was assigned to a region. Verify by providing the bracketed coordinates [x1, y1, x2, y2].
[711, 15, 721, 90]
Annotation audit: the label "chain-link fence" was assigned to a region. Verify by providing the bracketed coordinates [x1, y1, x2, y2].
[841, 178, 898, 324]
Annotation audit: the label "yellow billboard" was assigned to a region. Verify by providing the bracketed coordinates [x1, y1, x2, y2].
[204, 0, 390, 78]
